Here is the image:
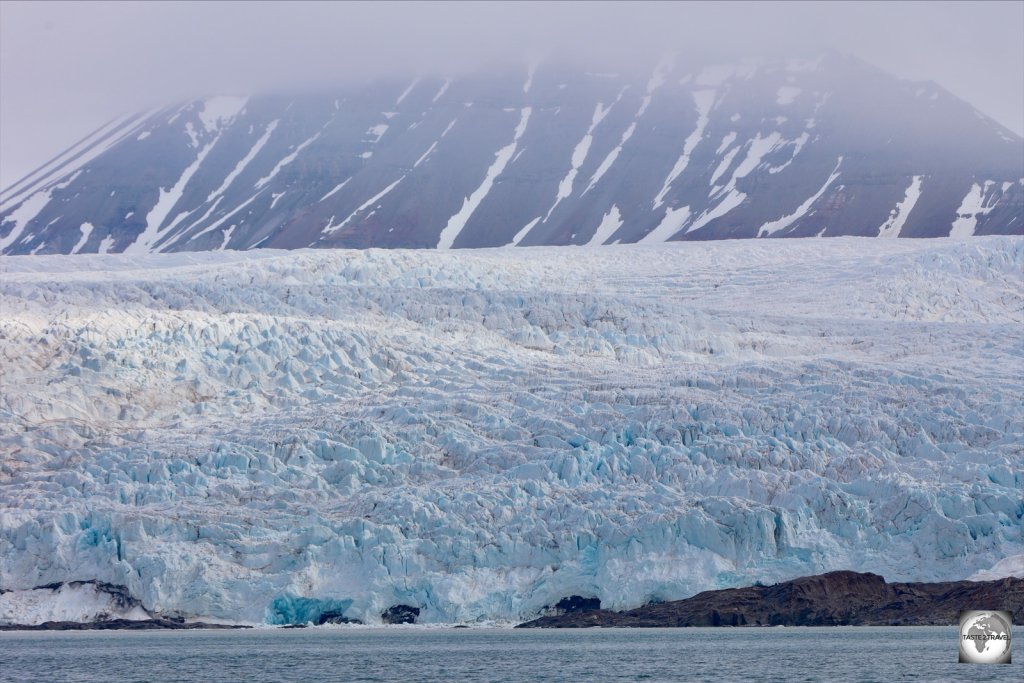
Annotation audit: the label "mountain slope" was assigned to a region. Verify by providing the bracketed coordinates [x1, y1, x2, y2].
[1, 53, 1021, 255]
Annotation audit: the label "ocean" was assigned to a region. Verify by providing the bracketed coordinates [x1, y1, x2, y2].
[1, 625, 1019, 682]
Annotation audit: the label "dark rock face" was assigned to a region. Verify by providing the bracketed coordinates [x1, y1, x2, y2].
[381, 604, 421, 624]
[553, 596, 602, 614]
[315, 610, 363, 625]
[2, 53, 1020, 256]
[516, 571, 1024, 628]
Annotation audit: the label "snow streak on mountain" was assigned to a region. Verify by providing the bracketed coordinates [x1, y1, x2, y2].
[1, 238, 1021, 625]
[1, 53, 1021, 256]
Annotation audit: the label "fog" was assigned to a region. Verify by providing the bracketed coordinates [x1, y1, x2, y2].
[2, 0, 1022, 188]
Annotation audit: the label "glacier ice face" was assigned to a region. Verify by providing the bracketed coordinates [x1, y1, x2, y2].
[0, 582, 150, 625]
[0, 238, 1022, 624]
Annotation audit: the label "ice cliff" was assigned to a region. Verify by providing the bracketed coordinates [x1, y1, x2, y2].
[1, 237, 1021, 624]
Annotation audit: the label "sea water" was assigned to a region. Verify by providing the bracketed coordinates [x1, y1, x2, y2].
[0, 626, 1018, 682]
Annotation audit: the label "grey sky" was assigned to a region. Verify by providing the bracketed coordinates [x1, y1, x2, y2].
[2, 0, 1022, 189]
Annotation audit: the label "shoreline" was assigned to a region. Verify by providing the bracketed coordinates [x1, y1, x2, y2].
[517, 571, 1024, 628]
[2, 571, 1020, 631]
[0, 622, 966, 633]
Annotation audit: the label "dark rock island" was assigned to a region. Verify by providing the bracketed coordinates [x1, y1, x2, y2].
[516, 571, 1024, 628]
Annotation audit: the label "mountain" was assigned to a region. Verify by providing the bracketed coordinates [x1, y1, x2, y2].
[1, 237, 1021, 625]
[1, 52, 1021, 256]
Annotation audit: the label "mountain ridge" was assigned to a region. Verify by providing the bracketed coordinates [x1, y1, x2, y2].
[1, 52, 1021, 255]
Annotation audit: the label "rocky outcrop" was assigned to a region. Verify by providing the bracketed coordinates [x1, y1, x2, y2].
[553, 596, 601, 614]
[315, 611, 363, 625]
[517, 571, 1024, 627]
[381, 605, 421, 624]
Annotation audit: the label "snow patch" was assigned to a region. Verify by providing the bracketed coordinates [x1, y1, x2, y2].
[640, 206, 692, 243]
[682, 132, 787, 235]
[127, 134, 224, 254]
[207, 120, 279, 204]
[365, 124, 388, 142]
[395, 78, 420, 106]
[190, 191, 265, 242]
[523, 61, 538, 94]
[437, 107, 531, 249]
[636, 55, 672, 117]
[184, 122, 199, 148]
[432, 79, 452, 104]
[759, 157, 843, 237]
[72, 222, 94, 254]
[198, 96, 248, 133]
[587, 205, 623, 246]
[320, 179, 351, 202]
[0, 189, 53, 254]
[324, 176, 407, 234]
[709, 146, 741, 186]
[508, 216, 541, 247]
[582, 122, 636, 195]
[219, 224, 237, 250]
[254, 131, 321, 190]
[685, 189, 747, 235]
[950, 181, 998, 238]
[544, 102, 617, 220]
[768, 132, 810, 174]
[715, 132, 737, 155]
[731, 132, 784, 180]
[878, 176, 923, 238]
[652, 89, 716, 209]
[414, 141, 439, 168]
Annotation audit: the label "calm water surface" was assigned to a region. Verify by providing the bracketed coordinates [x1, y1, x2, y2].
[1, 626, 1019, 682]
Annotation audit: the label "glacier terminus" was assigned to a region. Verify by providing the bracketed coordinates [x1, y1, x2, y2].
[0, 237, 1021, 625]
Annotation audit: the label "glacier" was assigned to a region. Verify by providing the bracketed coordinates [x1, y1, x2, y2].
[0, 237, 1022, 625]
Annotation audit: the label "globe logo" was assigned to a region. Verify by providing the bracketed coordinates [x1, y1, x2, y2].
[959, 610, 1012, 664]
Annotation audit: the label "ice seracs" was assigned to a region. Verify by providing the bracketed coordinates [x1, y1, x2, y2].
[0, 237, 1020, 625]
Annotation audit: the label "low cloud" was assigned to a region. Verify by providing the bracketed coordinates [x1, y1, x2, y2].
[2, 1, 1021, 187]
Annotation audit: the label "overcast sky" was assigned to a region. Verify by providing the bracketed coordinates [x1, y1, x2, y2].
[2, 0, 1022, 189]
